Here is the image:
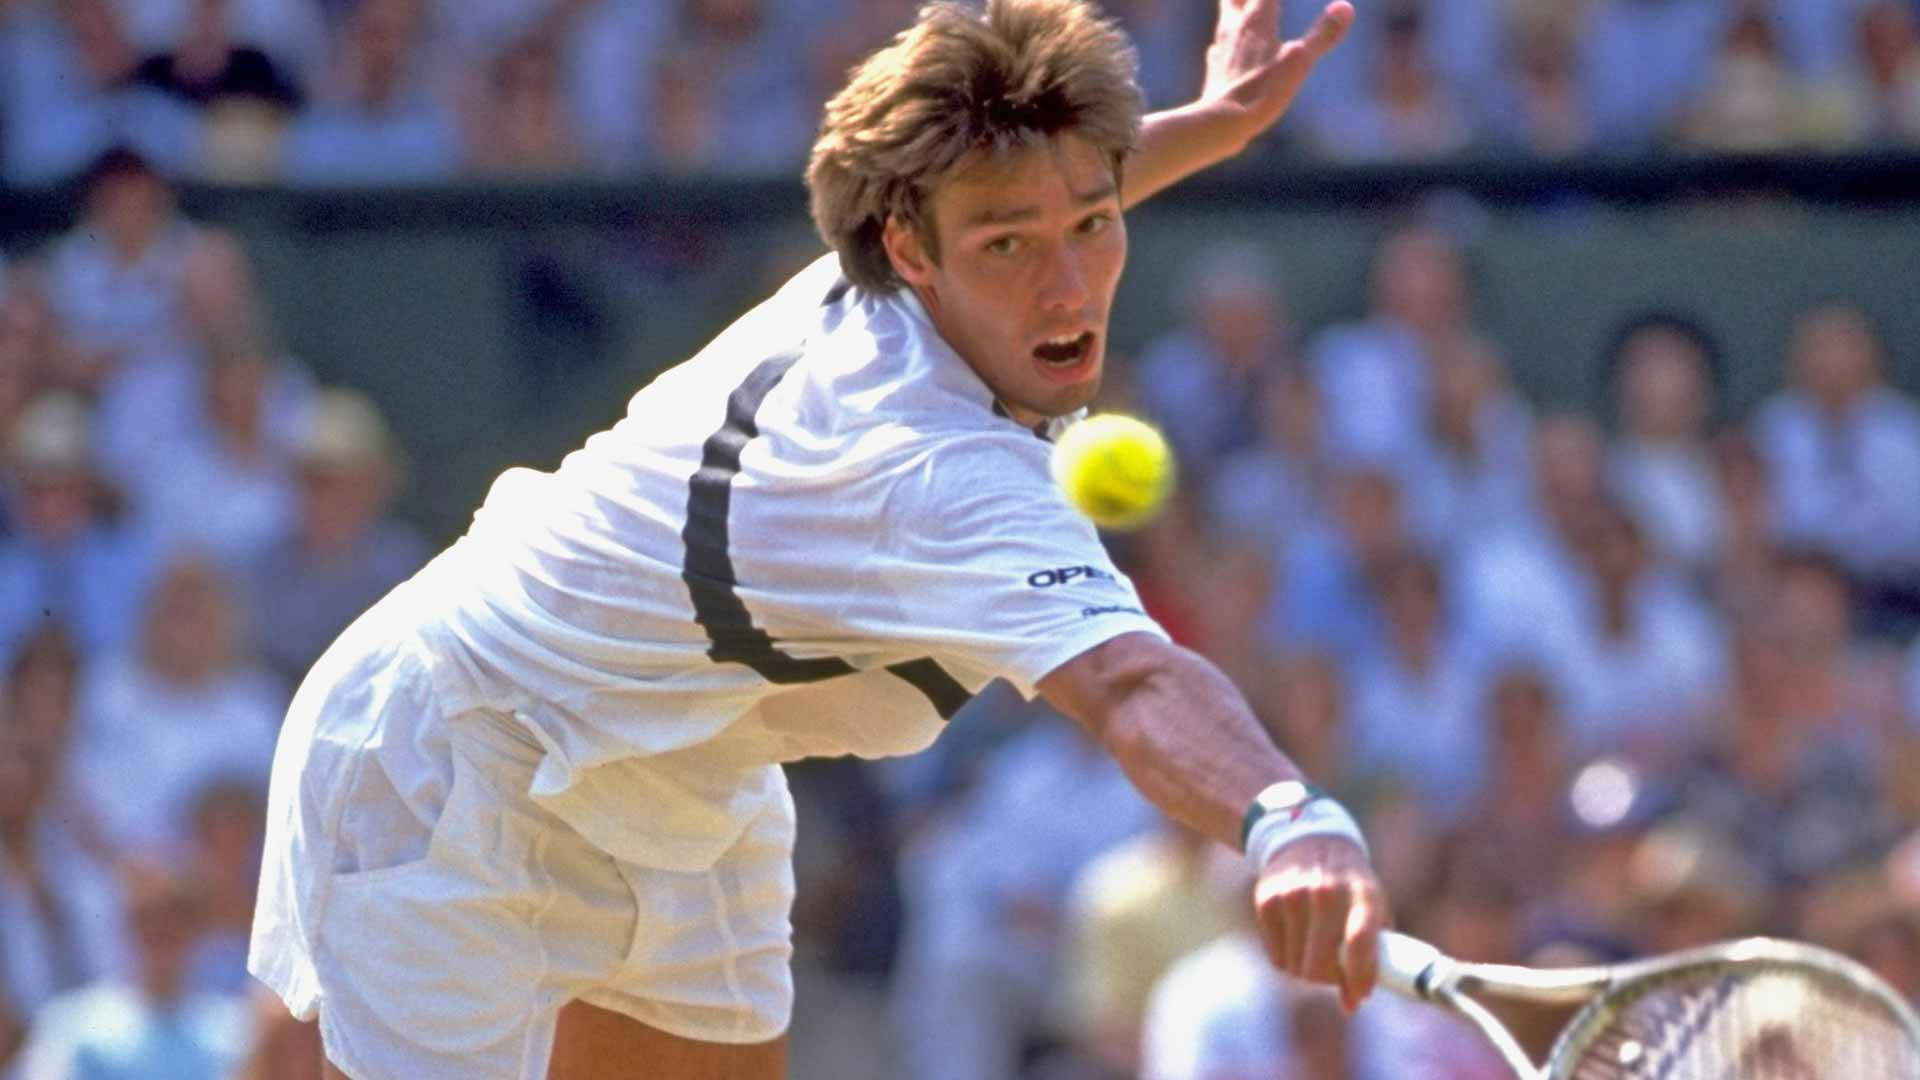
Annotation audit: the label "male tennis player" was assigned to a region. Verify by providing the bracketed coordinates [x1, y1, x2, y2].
[250, 2, 1385, 1077]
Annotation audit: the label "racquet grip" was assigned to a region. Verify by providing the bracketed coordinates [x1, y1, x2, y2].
[1376, 930, 1445, 1000]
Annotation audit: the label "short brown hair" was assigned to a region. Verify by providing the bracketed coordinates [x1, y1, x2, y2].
[807, 0, 1142, 293]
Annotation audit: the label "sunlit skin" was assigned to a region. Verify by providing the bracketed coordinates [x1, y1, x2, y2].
[883, 133, 1127, 429]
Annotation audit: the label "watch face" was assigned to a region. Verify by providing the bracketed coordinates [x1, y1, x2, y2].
[1258, 780, 1313, 814]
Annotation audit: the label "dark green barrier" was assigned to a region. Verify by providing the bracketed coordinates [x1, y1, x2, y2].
[3, 154, 1918, 543]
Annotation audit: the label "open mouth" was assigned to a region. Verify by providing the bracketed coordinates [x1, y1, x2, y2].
[1034, 331, 1095, 367]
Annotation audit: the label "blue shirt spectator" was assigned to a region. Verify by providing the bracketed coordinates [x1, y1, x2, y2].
[1754, 305, 1920, 582]
[280, 0, 460, 183]
[0, 1, 200, 184]
[1580, 0, 1731, 147]
[0, 395, 157, 661]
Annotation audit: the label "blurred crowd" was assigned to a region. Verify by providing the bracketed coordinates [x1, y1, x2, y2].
[838, 226, 1920, 1080]
[0, 148, 427, 1078]
[3, 6, 1920, 1077]
[10, 0, 1920, 187]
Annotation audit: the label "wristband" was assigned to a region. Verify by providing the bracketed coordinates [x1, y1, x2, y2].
[1241, 781, 1368, 874]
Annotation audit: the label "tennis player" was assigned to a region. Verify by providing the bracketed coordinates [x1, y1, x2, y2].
[250, 1, 1384, 1077]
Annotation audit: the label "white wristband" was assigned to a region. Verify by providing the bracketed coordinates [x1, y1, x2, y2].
[1243, 790, 1368, 875]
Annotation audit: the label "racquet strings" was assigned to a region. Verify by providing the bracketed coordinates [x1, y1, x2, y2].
[1559, 959, 1920, 1078]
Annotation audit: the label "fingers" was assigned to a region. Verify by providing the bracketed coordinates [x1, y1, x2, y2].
[1337, 888, 1385, 1013]
[1253, 838, 1388, 1012]
[1298, 872, 1344, 982]
[1296, 2, 1355, 63]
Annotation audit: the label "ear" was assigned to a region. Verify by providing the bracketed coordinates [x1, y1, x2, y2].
[882, 214, 936, 290]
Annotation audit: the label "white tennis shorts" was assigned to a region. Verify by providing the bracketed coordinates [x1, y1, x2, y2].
[249, 622, 797, 1080]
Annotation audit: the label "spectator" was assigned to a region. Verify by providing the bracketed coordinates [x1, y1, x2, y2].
[1267, 462, 1417, 659]
[1579, 0, 1729, 148]
[461, 29, 585, 177]
[0, 683, 131, 1074]
[1755, 304, 1920, 622]
[1456, 664, 1578, 884]
[132, 0, 305, 111]
[39, 146, 242, 392]
[1797, 862, 1920, 1003]
[1308, 1, 1477, 161]
[136, 333, 315, 566]
[640, 0, 813, 173]
[1400, 333, 1534, 554]
[1311, 223, 1476, 466]
[556, 0, 669, 173]
[1055, 820, 1243, 1079]
[0, 394, 157, 660]
[1137, 929, 1300, 1080]
[72, 555, 284, 859]
[1457, 413, 1609, 662]
[1620, 817, 1767, 953]
[1460, 417, 1726, 749]
[131, 0, 307, 182]
[891, 710, 1159, 1080]
[1135, 242, 1293, 485]
[1143, 834, 1518, 1080]
[1268, 653, 1355, 797]
[1677, 3, 1851, 152]
[1833, 0, 1920, 144]
[281, 0, 461, 183]
[1602, 311, 1726, 573]
[6, 625, 84, 767]
[182, 781, 267, 996]
[1344, 548, 1489, 821]
[1207, 370, 1324, 557]
[0, 285, 52, 537]
[243, 388, 427, 687]
[1358, 835, 1524, 1078]
[1709, 426, 1780, 621]
[1567, 499, 1728, 751]
[1668, 556, 1897, 889]
[1485, 11, 1594, 157]
[16, 864, 252, 1080]
[0, 0, 199, 183]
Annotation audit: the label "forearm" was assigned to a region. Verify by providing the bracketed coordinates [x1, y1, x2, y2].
[1122, 102, 1258, 209]
[1044, 635, 1305, 851]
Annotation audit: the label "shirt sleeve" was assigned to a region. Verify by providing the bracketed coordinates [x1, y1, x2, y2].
[865, 435, 1169, 697]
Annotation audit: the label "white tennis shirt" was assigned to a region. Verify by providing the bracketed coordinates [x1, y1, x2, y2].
[399, 254, 1165, 870]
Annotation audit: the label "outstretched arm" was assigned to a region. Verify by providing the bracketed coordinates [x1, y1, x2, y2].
[1039, 631, 1389, 1011]
[1122, 0, 1354, 209]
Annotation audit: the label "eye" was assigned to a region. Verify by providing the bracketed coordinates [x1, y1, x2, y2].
[1077, 212, 1113, 235]
[985, 235, 1022, 256]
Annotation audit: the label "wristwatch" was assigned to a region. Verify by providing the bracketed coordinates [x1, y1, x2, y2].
[1240, 779, 1327, 849]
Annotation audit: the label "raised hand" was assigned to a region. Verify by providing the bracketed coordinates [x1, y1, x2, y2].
[1200, 0, 1355, 146]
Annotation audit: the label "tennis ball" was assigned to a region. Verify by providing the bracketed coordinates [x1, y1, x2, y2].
[1051, 413, 1176, 531]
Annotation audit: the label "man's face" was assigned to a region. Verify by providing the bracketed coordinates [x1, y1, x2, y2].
[885, 133, 1126, 428]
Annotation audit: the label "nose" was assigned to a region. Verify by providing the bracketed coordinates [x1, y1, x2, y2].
[1038, 244, 1090, 314]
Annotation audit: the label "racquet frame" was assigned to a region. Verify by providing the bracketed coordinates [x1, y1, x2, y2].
[1375, 930, 1920, 1079]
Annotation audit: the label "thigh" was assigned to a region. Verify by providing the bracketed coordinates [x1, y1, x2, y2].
[547, 1000, 787, 1080]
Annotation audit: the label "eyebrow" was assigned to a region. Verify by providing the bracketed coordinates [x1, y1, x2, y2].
[959, 181, 1119, 229]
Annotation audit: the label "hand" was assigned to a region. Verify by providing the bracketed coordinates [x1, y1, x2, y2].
[1251, 832, 1390, 1012]
[1201, 0, 1355, 149]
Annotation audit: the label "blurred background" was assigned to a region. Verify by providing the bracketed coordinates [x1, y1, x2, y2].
[3, 0, 1920, 1077]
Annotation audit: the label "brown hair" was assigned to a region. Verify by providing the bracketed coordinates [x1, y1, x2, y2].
[807, 0, 1142, 293]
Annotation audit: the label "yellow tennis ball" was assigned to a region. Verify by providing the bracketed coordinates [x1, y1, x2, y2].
[1051, 413, 1176, 531]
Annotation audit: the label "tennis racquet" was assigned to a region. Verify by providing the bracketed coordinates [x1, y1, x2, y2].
[1374, 929, 1920, 1078]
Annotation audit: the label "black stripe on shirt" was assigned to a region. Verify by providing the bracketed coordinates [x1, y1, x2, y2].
[683, 351, 856, 684]
[681, 350, 970, 718]
[884, 658, 973, 720]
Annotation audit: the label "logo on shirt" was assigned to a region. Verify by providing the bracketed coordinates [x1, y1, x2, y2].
[1081, 604, 1146, 619]
[1027, 565, 1117, 589]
